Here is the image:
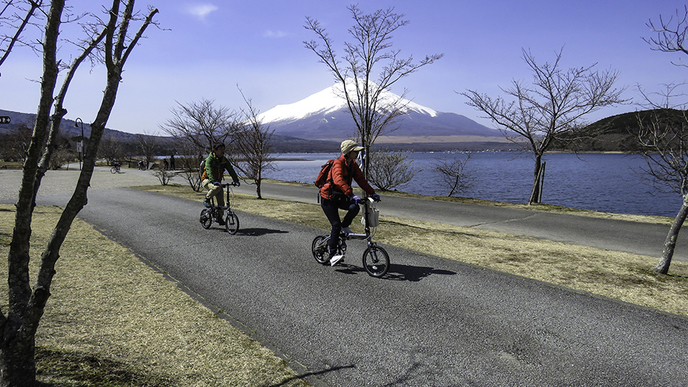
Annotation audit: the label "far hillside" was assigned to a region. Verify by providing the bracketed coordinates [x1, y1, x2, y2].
[552, 109, 687, 152]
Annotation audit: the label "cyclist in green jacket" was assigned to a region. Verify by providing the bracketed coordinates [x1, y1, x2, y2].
[201, 143, 240, 225]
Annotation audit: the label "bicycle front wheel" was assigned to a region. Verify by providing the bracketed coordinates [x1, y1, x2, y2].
[362, 245, 389, 277]
[311, 235, 330, 264]
[110, 167, 117, 174]
[224, 211, 239, 234]
[200, 208, 213, 229]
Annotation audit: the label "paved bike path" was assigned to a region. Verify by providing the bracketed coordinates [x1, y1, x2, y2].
[2, 169, 688, 386]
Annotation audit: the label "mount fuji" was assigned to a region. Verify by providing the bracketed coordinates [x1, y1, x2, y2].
[258, 82, 504, 145]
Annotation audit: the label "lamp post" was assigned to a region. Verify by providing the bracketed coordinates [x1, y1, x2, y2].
[75, 118, 84, 170]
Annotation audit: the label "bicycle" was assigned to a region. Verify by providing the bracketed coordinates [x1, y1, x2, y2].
[199, 182, 239, 234]
[311, 195, 389, 277]
[110, 163, 121, 174]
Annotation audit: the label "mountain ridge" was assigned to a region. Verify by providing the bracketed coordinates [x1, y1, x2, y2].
[258, 82, 504, 143]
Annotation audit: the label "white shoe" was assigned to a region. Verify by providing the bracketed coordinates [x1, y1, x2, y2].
[341, 227, 352, 235]
[330, 254, 344, 266]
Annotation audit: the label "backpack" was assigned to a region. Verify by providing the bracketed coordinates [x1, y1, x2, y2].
[315, 159, 336, 188]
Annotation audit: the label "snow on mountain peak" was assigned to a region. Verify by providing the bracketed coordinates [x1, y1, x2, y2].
[258, 81, 437, 124]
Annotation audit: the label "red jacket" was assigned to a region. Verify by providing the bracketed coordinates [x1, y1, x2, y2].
[319, 155, 375, 200]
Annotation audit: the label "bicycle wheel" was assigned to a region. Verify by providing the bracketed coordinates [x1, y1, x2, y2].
[110, 167, 117, 174]
[199, 208, 213, 229]
[362, 245, 389, 277]
[224, 211, 239, 234]
[311, 235, 330, 264]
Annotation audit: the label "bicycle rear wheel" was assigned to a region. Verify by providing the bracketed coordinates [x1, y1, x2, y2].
[224, 211, 239, 234]
[362, 245, 389, 277]
[200, 208, 213, 229]
[311, 236, 330, 264]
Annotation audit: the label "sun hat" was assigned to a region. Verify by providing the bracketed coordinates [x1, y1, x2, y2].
[340, 140, 364, 155]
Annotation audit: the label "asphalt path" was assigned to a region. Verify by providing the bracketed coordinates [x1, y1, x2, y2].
[3, 168, 688, 386]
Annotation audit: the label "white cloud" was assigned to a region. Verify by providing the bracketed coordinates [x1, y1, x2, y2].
[185, 4, 219, 21]
[263, 30, 287, 38]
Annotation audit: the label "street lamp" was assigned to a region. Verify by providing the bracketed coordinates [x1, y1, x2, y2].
[75, 118, 84, 170]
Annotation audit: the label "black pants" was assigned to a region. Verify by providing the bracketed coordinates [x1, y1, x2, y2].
[321, 195, 359, 256]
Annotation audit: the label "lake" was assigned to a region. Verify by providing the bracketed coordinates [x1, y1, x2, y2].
[261, 152, 682, 218]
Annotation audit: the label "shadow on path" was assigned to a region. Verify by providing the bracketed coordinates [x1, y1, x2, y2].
[334, 263, 456, 282]
[238, 228, 289, 237]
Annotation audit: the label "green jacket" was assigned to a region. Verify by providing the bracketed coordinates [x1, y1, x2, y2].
[203, 152, 239, 183]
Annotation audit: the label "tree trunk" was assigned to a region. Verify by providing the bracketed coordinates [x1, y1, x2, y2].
[529, 154, 543, 204]
[0, 1, 65, 385]
[655, 195, 688, 274]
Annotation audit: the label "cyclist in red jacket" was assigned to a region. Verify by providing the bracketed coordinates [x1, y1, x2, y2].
[319, 140, 380, 265]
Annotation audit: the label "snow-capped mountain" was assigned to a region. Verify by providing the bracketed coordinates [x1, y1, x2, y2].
[258, 82, 502, 143]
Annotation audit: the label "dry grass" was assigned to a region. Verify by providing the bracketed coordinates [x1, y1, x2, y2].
[0, 205, 308, 387]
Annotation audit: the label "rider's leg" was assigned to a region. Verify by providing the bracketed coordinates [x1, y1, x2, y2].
[321, 197, 342, 257]
[341, 201, 360, 233]
[202, 180, 225, 216]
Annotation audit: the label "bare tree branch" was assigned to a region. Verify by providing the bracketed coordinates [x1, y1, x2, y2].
[304, 5, 442, 176]
[462, 47, 626, 204]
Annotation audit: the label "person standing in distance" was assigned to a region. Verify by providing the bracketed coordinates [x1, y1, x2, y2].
[201, 143, 240, 225]
[319, 140, 380, 265]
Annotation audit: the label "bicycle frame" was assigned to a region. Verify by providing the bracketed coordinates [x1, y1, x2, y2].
[346, 196, 378, 246]
[200, 182, 239, 234]
[311, 194, 389, 277]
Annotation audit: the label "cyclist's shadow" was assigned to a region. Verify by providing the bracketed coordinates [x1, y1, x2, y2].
[205, 227, 288, 236]
[237, 227, 289, 236]
[335, 263, 456, 282]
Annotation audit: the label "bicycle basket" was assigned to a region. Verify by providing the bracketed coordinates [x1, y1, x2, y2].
[361, 204, 379, 228]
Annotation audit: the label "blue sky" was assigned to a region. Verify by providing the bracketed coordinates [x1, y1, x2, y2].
[1, 0, 687, 134]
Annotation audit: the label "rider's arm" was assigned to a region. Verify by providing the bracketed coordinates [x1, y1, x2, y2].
[223, 158, 240, 183]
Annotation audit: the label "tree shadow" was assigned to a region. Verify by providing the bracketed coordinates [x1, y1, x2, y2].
[334, 263, 456, 282]
[266, 364, 355, 387]
[35, 347, 175, 386]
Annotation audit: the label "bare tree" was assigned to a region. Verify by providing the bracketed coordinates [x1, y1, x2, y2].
[160, 99, 239, 190]
[2, 122, 32, 162]
[97, 133, 124, 165]
[136, 131, 157, 169]
[161, 98, 238, 152]
[636, 106, 688, 274]
[304, 5, 442, 176]
[0, 0, 43, 72]
[3, 1, 158, 384]
[462, 48, 625, 204]
[174, 141, 204, 191]
[645, 5, 688, 67]
[635, 5, 688, 275]
[367, 149, 416, 191]
[434, 153, 475, 197]
[232, 88, 275, 199]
